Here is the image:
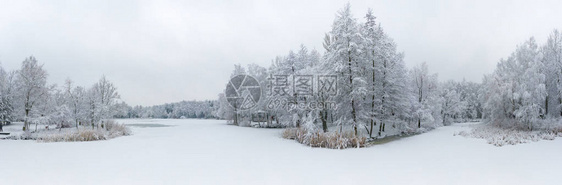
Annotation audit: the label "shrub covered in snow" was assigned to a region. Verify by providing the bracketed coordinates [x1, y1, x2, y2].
[455, 123, 562, 146]
[282, 121, 366, 149]
[103, 120, 131, 138]
[7, 120, 131, 142]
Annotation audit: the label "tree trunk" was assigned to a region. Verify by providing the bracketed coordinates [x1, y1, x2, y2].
[418, 118, 421, 128]
[24, 109, 30, 132]
[371, 55, 376, 139]
[545, 95, 549, 116]
[558, 98, 562, 116]
[348, 49, 357, 136]
[234, 111, 238, 126]
[369, 120, 374, 138]
[321, 111, 328, 132]
[352, 99, 357, 136]
[378, 121, 383, 136]
[267, 113, 271, 127]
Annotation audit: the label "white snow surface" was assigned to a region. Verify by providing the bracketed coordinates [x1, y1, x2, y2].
[1, 119, 561, 185]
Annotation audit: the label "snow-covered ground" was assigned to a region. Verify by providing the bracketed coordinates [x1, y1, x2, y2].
[1, 119, 561, 185]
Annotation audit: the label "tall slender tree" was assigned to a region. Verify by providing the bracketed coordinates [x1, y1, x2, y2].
[325, 3, 367, 135]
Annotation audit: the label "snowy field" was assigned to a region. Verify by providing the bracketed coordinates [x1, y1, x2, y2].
[1, 119, 561, 185]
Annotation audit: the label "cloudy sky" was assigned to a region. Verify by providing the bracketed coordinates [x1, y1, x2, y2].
[1, 0, 561, 106]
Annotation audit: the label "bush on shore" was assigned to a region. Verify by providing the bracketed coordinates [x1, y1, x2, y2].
[455, 122, 562, 146]
[7, 120, 131, 142]
[282, 126, 366, 149]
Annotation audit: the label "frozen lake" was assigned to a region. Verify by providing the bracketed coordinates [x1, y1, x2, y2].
[1, 119, 561, 185]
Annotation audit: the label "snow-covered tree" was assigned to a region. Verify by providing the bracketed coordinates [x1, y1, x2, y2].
[410, 62, 440, 128]
[439, 81, 467, 125]
[361, 9, 381, 137]
[541, 29, 562, 117]
[16, 56, 50, 132]
[325, 3, 367, 135]
[358, 10, 411, 136]
[47, 87, 73, 130]
[0, 65, 16, 125]
[64, 79, 88, 128]
[95, 76, 120, 120]
[481, 37, 548, 129]
[455, 79, 482, 120]
[216, 93, 233, 120]
[514, 38, 545, 129]
[86, 76, 120, 128]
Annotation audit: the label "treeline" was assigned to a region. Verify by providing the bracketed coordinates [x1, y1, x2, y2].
[121, 100, 218, 119]
[216, 4, 482, 138]
[0, 56, 121, 132]
[0, 56, 221, 133]
[481, 30, 562, 130]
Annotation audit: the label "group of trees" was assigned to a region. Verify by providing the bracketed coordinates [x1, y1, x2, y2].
[217, 4, 482, 138]
[123, 100, 218, 119]
[0, 56, 122, 132]
[439, 79, 482, 124]
[481, 30, 562, 130]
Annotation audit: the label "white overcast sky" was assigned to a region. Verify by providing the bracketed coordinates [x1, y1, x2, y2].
[1, 0, 561, 106]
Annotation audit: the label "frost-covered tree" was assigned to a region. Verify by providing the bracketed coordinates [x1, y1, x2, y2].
[46, 87, 73, 130]
[112, 102, 130, 118]
[325, 3, 367, 135]
[482, 37, 547, 129]
[223, 64, 247, 125]
[16, 56, 50, 132]
[376, 34, 410, 135]
[410, 62, 440, 128]
[64, 79, 87, 128]
[96, 76, 120, 120]
[0, 64, 16, 126]
[264, 45, 320, 128]
[86, 76, 120, 128]
[361, 9, 381, 137]
[514, 38, 545, 129]
[216, 93, 233, 120]
[456, 79, 482, 120]
[359, 10, 411, 136]
[439, 81, 467, 125]
[541, 29, 562, 117]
